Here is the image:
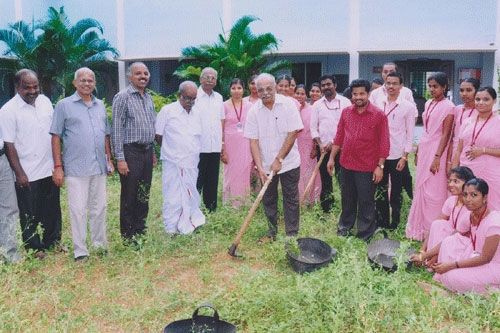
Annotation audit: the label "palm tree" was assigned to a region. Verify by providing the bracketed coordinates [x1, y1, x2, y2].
[174, 15, 290, 97]
[0, 6, 118, 101]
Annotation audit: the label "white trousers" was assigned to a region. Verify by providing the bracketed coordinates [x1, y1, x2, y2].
[66, 175, 108, 257]
[162, 160, 205, 234]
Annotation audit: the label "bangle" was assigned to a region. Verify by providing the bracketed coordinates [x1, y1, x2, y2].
[447, 161, 452, 164]
[401, 156, 408, 161]
[54, 164, 63, 169]
[455, 261, 459, 268]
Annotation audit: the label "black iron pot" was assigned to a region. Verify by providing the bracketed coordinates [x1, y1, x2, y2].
[367, 229, 415, 272]
[164, 304, 236, 333]
[286, 237, 336, 274]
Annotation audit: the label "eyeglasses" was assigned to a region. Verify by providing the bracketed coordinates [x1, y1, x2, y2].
[180, 95, 196, 102]
[385, 82, 400, 87]
[202, 75, 217, 81]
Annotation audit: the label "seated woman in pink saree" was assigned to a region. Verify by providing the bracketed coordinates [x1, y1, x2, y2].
[411, 166, 474, 267]
[452, 86, 500, 211]
[406, 72, 455, 241]
[433, 178, 500, 294]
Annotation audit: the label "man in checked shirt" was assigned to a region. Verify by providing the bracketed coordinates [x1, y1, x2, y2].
[112, 62, 157, 243]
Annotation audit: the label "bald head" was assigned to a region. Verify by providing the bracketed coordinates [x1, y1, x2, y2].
[178, 80, 198, 112]
[15, 69, 39, 105]
[127, 62, 150, 92]
[74, 67, 95, 81]
[14, 69, 37, 88]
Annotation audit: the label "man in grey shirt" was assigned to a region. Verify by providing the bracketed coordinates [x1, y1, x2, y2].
[111, 62, 156, 242]
[51, 67, 113, 261]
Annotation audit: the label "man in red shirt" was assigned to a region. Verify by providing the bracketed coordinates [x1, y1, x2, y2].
[327, 79, 390, 240]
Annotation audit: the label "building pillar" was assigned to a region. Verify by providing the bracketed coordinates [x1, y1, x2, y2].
[14, 0, 22, 20]
[222, 0, 232, 36]
[348, 0, 360, 81]
[116, 0, 127, 90]
[493, 0, 500, 97]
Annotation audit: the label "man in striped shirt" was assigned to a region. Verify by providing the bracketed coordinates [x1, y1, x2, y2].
[112, 62, 156, 243]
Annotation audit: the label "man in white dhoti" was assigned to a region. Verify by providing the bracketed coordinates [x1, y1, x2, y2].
[155, 81, 205, 234]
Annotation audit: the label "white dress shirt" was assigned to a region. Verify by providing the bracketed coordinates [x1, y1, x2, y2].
[310, 95, 351, 146]
[373, 95, 416, 160]
[369, 86, 417, 117]
[193, 87, 224, 153]
[0, 94, 54, 181]
[155, 101, 202, 168]
[244, 94, 304, 174]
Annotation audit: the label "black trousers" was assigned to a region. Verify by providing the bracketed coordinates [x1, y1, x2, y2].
[375, 159, 404, 229]
[317, 148, 340, 213]
[197, 152, 220, 212]
[338, 167, 377, 241]
[401, 163, 413, 199]
[120, 143, 153, 239]
[16, 176, 61, 251]
[262, 167, 300, 237]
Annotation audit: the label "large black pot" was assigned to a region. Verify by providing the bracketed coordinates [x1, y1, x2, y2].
[286, 237, 336, 274]
[164, 304, 236, 333]
[367, 229, 415, 272]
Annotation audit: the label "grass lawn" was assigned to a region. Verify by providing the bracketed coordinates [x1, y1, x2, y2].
[0, 167, 499, 332]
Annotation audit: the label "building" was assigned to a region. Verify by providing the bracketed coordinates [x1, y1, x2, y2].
[1, 0, 499, 106]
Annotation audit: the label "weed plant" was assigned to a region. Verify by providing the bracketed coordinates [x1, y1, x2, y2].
[0, 165, 498, 332]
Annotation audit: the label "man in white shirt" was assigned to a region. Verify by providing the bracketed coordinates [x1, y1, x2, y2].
[155, 81, 205, 234]
[369, 62, 415, 200]
[0, 69, 61, 259]
[369, 62, 415, 106]
[0, 125, 21, 263]
[194, 67, 225, 212]
[310, 74, 352, 213]
[244, 73, 304, 241]
[372, 72, 416, 229]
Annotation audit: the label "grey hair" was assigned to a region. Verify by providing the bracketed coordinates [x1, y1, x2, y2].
[127, 62, 148, 76]
[200, 67, 217, 78]
[255, 73, 276, 87]
[179, 80, 198, 94]
[74, 67, 95, 80]
[14, 69, 37, 87]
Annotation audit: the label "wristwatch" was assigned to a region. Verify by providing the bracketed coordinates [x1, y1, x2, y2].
[377, 163, 384, 169]
[276, 157, 284, 163]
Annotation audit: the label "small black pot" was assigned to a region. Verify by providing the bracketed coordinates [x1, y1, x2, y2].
[164, 304, 236, 333]
[286, 238, 336, 274]
[367, 229, 415, 272]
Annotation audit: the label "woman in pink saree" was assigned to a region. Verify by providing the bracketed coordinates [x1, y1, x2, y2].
[433, 178, 500, 294]
[222, 78, 253, 207]
[295, 84, 321, 204]
[411, 166, 474, 267]
[447, 78, 479, 173]
[452, 86, 500, 210]
[406, 72, 455, 240]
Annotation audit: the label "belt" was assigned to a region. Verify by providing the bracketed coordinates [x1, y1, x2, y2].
[125, 142, 153, 150]
[0, 147, 4, 157]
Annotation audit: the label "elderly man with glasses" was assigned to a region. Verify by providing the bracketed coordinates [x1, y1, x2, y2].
[155, 81, 205, 234]
[193, 67, 225, 212]
[50, 67, 114, 261]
